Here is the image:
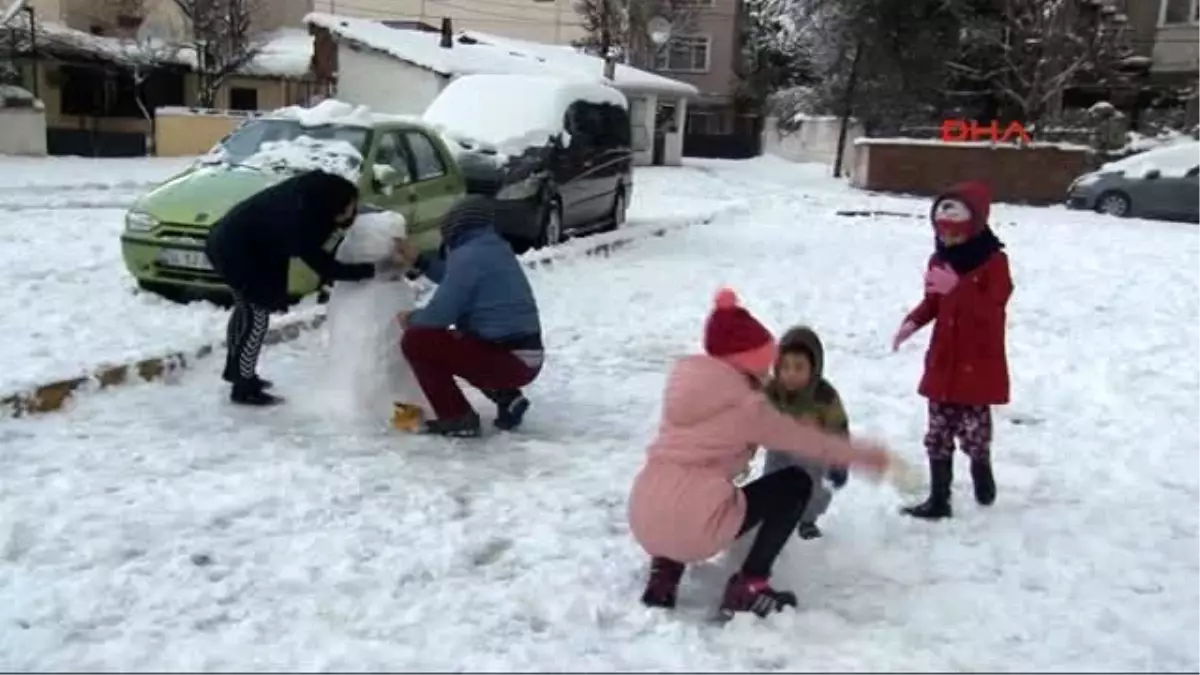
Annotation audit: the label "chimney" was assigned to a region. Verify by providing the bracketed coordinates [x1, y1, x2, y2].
[440, 17, 452, 48]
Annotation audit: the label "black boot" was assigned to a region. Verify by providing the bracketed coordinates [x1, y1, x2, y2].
[640, 557, 685, 609]
[901, 458, 953, 520]
[971, 460, 996, 506]
[797, 522, 823, 540]
[230, 380, 284, 406]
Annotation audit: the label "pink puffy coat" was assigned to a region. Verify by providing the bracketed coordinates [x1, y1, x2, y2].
[628, 354, 863, 563]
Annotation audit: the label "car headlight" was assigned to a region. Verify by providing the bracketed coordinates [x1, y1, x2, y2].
[125, 210, 159, 233]
[1072, 174, 1102, 191]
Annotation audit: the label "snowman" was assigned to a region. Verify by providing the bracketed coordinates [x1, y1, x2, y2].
[321, 208, 428, 424]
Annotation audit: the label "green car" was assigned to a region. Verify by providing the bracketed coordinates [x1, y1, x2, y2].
[121, 111, 467, 304]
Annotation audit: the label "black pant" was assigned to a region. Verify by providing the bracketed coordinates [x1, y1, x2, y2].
[737, 466, 813, 578]
[223, 291, 270, 385]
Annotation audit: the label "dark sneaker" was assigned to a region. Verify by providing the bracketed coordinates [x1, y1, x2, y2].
[249, 376, 274, 391]
[482, 389, 531, 431]
[900, 497, 952, 520]
[640, 557, 686, 609]
[419, 413, 483, 438]
[719, 573, 798, 620]
[230, 384, 284, 407]
[797, 522, 823, 540]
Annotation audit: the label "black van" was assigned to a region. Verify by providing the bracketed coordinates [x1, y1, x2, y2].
[452, 98, 634, 254]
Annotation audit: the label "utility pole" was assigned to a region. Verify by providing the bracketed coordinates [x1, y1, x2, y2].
[600, 0, 615, 79]
[832, 39, 861, 179]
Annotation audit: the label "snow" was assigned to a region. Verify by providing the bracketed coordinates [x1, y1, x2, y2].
[271, 98, 378, 129]
[242, 136, 364, 183]
[320, 211, 427, 421]
[241, 28, 315, 79]
[424, 74, 626, 155]
[1100, 140, 1200, 178]
[304, 13, 698, 97]
[0, 156, 1197, 670]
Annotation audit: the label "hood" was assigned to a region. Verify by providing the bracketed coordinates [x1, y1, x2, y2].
[661, 355, 760, 429]
[931, 180, 992, 232]
[777, 326, 824, 381]
[293, 170, 360, 226]
[131, 166, 286, 227]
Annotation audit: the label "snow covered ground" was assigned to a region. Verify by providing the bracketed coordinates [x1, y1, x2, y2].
[0, 156, 731, 394]
[0, 156, 1197, 671]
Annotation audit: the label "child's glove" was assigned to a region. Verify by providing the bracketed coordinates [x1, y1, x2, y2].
[826, 466, 848, 489]
[924, 265, 959, 295]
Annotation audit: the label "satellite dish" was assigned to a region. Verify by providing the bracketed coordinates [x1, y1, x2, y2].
[647, 16, 671, 46]
[0, 0, 28, 28]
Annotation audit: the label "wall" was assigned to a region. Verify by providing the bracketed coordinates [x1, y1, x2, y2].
[656, 0, 741, 103]
[628, 94, 655, 166]
[851, 139, 1092, 205]
[310, 0, 586, 44]
[1153, 24, 1200, 73]
[0, 107, 48, 155]
[335, 46, 445, 115]
[663, 99, 686, 166]
[762, 115, 863, 166]
[154, 108, 248, 156]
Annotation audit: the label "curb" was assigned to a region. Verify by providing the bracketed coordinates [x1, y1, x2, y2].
[1, 204, 739, 419]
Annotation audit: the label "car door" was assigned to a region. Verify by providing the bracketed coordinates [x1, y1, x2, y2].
[363, 128, 421, 239]
[1138, 166, 1199, 221]
[558, 102, 597, 230]
[400, 129, 464, 250]
[1172, 167, 1200, 222]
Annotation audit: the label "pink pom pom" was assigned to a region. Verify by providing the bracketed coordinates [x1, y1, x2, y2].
[714, 287, 738, 309]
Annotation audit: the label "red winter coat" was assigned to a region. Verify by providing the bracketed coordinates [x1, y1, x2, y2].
[905, 251, 1012, 405]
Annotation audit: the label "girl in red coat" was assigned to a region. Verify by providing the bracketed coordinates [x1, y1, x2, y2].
[891, 181, 1013, 520]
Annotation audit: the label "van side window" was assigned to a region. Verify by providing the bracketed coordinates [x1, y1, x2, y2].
[404, 131, 447, 181]
[564, 102, 595, 149]
[373, 131, 412, 183]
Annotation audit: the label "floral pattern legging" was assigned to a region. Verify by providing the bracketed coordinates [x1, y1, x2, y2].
[924, 401, 993, 461]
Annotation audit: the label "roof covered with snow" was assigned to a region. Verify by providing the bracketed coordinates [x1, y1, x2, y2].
[304, 12, 698, 98]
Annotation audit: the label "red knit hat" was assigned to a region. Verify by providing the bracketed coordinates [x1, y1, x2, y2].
[704, 288, 777, 378]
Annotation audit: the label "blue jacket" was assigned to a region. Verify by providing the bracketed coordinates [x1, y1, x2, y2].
[410, 227, 542, 345]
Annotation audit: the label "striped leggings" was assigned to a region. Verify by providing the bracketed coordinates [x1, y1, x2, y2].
[222, 292, 270, 384]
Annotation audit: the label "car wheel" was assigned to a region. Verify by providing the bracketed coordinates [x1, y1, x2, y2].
[1096, 190, 1132, 217]
[536, 199, 564, 249]
[602, 189, 626, 233]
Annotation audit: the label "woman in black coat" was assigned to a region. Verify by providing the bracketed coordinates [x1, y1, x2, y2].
[205, 170, 381, 406]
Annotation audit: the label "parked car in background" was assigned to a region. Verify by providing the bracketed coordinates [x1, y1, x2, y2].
[423, 74, 634, 254]
[1066, 141, 1199, 222]
[120, 101, 467, 304]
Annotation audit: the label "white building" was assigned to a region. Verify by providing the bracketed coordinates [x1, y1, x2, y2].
[305, 13, 698, 166]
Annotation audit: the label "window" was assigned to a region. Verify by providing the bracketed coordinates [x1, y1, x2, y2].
[1160, 0, 1199, 24]
[653, 36, 710, 73]
[403, 131, 447, 181]
[686, 110, 731, 135]
[228, 87, 259, 111]
[372, 131, 412, 182]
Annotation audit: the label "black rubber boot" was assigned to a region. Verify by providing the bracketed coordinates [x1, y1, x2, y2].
[230, 381, 284, 406]
[640, 557, 686, 609]
[901, 458, 953, 520]
[971, 460, 996, 506]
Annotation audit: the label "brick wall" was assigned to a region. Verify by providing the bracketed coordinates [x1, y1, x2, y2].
[851, 140, 1094, 205]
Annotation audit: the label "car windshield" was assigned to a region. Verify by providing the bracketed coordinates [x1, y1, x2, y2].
[203, 118, 371, 165]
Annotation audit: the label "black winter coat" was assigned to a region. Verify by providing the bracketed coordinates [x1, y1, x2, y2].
[205, 171, 375, 310]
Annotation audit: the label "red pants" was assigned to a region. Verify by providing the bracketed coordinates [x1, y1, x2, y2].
[400, 327, 540, 420]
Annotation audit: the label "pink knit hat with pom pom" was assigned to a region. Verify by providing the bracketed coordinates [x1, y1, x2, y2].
[704, 288, 777, 377]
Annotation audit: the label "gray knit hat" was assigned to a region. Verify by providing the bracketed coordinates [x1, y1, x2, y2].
[441, 195, 497, 248]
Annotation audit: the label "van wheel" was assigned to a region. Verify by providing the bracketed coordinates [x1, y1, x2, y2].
[1096, 190, 1131, 217]
[601, 189, 626, 233]
[536, 199, 564, 249]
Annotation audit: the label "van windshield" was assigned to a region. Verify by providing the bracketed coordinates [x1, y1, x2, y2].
[202, 118, 371, 165]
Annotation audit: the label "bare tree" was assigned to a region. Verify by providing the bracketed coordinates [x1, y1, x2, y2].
[949, 0, 1133, 127]
[120, 16, 184, 154]
[573, 0, 697, 71]
[172, 0, 265, 107]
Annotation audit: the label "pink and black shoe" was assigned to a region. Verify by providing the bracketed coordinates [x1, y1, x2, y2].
[640, 557, 686, 609]
[718, 573, 798, 620]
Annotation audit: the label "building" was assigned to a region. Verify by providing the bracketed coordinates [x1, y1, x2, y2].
[309, 0, 586, 44]
[5, 0, 317, 155]
[1118, 0, 1198, 125]
[306, 12, 698, 165]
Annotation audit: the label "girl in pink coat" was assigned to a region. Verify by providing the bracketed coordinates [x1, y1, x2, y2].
[628, 288, 893, 620]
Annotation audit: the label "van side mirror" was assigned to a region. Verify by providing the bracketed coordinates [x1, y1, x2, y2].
[1144, 168, 1162, 180]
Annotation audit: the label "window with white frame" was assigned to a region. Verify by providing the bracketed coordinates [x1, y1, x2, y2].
[654, 36, 710, 73]
[1160, 0, 1199, 24]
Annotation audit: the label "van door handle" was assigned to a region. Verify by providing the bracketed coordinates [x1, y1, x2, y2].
[407, 193, 417, 202]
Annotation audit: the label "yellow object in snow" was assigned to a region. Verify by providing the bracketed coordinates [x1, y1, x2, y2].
[391, 402, 424, 432]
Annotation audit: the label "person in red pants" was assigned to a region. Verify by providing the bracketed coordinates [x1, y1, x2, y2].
[397, 196, 544, 437]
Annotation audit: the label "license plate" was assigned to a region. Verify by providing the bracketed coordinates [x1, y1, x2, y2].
[157, 248, 213, 270]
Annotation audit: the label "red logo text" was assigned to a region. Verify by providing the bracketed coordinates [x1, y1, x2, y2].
[940, 120, 1032, 144]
